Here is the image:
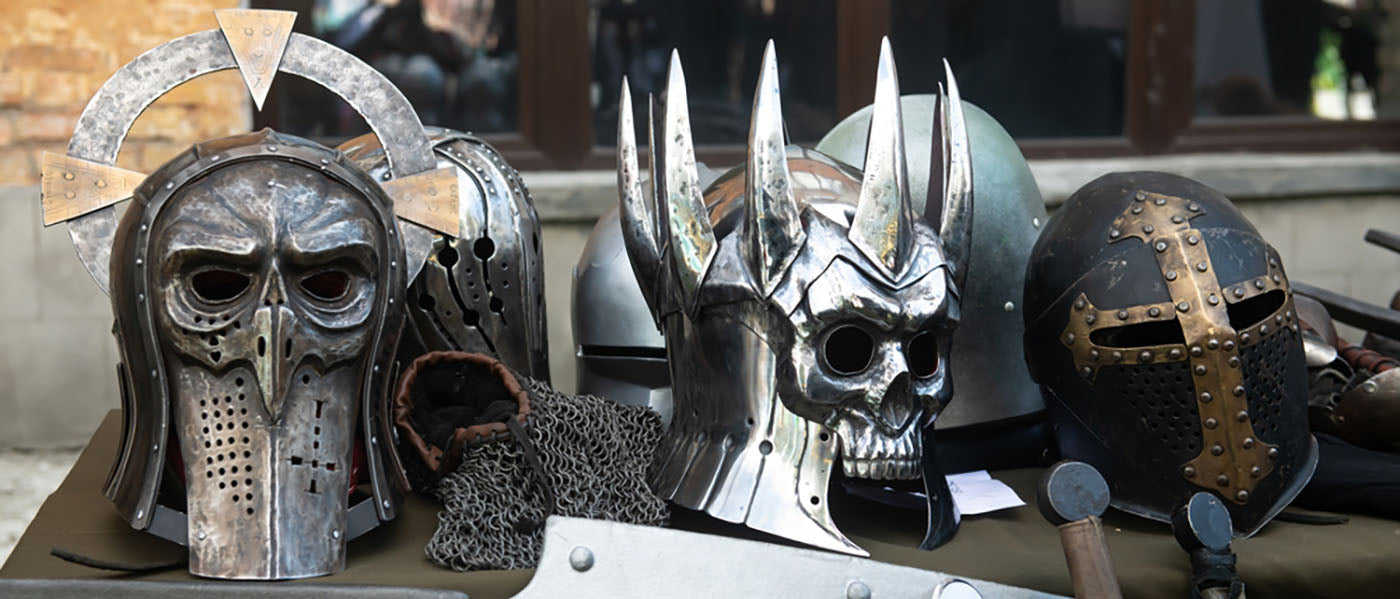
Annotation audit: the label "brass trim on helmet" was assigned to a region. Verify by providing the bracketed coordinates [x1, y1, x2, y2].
[1061, 189, 1301, 504]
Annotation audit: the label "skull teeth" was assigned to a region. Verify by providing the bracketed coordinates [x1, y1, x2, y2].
[835, 418, 922, 480]
[842, 457, 920, 480]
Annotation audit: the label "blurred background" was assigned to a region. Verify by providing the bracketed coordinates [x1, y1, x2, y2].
[1, 0, 1399, 561]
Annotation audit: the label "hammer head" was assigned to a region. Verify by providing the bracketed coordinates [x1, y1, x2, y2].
[1037, 460, 1110, 526]
[1172, 492, 1233, 552]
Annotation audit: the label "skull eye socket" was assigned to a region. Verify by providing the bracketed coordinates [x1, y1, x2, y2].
[906, 331, 939, 378]
[299, 270, 351, 302]
[822, 325, 875, 375]
[191, 269, 251, 303]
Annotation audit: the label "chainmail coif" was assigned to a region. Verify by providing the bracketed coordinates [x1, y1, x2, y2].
[426, 376, 669, 571]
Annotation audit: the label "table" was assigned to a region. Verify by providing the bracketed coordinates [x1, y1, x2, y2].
[4, 411, 1398, 597]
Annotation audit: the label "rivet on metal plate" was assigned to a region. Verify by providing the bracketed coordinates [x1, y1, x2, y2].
[569, 546, 595, 572]
[845, 580, 872, 599]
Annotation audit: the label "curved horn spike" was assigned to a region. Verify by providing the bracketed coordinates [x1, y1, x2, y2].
[850, 37, 914, 280]
[938, 59, 974, 292]
[617, 77, 664, 317]
[660, 50, 717, 311]
[744, 40, 804, 296]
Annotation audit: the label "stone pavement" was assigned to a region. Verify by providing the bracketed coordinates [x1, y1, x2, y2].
[0, 449, 79, 565]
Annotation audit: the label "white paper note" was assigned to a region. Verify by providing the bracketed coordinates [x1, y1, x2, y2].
[945, 470, 1025, 515]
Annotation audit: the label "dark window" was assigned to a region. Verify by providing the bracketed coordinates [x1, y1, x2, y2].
[592, 0, 837, 146]
[254, 0, 1400, 169]
[255, 0, 519, 138]
[889, 0, 1128, 139]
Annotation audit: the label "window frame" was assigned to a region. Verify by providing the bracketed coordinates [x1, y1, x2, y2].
[256, 0, 1400, 170]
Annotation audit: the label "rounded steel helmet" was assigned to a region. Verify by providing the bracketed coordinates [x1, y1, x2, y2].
[40, 9, 455, 579]
[1022, 171, 1318, 536]
[341, 127, 550, 381]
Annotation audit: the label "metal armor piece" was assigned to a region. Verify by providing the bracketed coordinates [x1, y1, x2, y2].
[109, 130, 407, 578]
[1023, 171, 1317, 537]
[45, 9, 449, 580]
[49, 11, 439, 295]
[341, 128, 549, 379]
[617, 40, 972, 554]
[572, 207, 673, 423]
[816, 95, 1047, 436]
[515, 517, 1063, 599]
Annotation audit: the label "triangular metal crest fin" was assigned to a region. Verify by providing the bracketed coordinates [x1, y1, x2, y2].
[381, 166, 461, 236]
[39, 152, 146, 226]
[215, 9, 297, 111]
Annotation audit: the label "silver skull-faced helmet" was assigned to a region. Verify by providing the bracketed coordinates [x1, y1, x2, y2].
[577, 101, 1049, 474]
[616, 40, 973, 555]
[341, 128, 550, 380]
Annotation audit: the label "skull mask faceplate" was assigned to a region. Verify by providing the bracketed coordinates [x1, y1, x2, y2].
[110, 131, 407, 579]
[618, 41, 972, 555]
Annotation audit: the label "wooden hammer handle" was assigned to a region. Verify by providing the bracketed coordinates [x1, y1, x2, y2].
[1058, 515, 1123, 599]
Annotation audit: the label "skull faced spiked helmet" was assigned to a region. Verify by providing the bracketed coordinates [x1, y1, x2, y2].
[618, 39, 973, 555]
[39, 9, 459, 579]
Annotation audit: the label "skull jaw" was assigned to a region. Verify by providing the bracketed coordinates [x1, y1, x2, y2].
[834, 408, 924, 481]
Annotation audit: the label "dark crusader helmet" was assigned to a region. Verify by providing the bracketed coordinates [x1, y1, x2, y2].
[1022, 171, 1317, 536]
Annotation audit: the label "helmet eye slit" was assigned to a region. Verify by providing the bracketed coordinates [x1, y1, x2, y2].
[821, 324, 876, 376]
[1226, 289, 1285, 330]
[191, 269, 253, 304]
[299, 270, 352, 302]
[1090, 319, 1186, 347]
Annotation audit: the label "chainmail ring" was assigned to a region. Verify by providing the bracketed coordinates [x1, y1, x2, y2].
[426, 376, 669, 571]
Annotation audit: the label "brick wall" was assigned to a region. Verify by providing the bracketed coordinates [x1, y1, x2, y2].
[0, 0, 250, 185]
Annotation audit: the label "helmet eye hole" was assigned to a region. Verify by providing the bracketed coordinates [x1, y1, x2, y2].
[300, 270, 351, 302]
[907, 331, 939, 378]
[191, 269, 251, 303]
[1090, 319, 1186, 347]
[822, 325, 875, 375]
[1227, 289, 1285, 330]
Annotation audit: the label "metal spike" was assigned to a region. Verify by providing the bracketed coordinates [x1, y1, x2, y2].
[938, 59, 974, 292]
[925, 83, 946, 225]
[616, 77, 663, 314]
[744, 41, 804, 296]
[850, 38, 913, 280]
[660, 50, 717, 310]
